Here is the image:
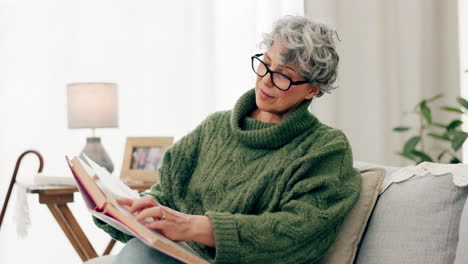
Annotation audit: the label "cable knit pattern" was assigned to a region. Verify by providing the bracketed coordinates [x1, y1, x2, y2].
[94, 88, 361, 264]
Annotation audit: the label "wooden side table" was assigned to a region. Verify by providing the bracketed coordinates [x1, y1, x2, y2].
[27, 182, 153, 262]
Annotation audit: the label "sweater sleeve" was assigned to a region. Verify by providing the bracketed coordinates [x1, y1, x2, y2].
[92, 113, 213, 241]
[205, 140, 361, 264]
[141, 112, 214, 210]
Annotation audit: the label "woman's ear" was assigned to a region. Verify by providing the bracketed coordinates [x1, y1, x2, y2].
[305, 83, 320, 100]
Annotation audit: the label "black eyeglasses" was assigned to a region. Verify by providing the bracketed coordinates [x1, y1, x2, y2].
[251, 53, 312, 91]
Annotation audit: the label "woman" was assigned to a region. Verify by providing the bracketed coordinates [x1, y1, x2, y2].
[95, 15, 361, 264]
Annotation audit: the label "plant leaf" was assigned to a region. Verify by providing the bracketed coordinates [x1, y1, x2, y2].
[447, 120, 463, 131]
[437, 150, 447, 161]
[419, 101, 432, 124]
[451, 131, 468, 151]
[427, 93, 443, 102]
[393, 126, 411, 132]
[403, 136, 421, 154]
[420, 101, 432, 124]
[457, 97, 468, 111]
[445, 130, 458, 138]
[411, 150, 433, 162]
[431, 122, 446, 128]
[450, 157, 461, 163]
[440, 106, 464, 114]
[428, 133, 450, 141]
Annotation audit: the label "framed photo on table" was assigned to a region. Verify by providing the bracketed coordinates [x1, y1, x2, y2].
[120, 137, 173, 184]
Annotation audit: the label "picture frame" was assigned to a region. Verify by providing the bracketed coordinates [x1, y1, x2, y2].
[120, 137, 173, 184]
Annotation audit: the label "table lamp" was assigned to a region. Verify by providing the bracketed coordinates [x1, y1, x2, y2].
[67, 83, 118, 173]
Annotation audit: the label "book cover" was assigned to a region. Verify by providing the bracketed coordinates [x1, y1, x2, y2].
[66, 156, 209, 264]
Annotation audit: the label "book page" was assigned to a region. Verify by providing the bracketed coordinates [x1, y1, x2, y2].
[81, 154, 140, 201]
[104, 202, 202, 258]
[91, 209, 134, 236]
[93, 206, 205, 263]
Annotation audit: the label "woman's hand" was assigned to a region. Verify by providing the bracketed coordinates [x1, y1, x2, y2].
[117, 196, 215, 247]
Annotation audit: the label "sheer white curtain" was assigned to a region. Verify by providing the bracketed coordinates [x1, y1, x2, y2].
[0, 1, 303, 263]
[459, 0, 468, 161]
[305, 0, 461, 166]
[213, 0, 304, 110]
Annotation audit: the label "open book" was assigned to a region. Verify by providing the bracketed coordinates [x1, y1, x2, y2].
[66, 155, 209, 264]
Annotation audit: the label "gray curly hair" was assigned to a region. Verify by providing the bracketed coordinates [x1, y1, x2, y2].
[260, 16, 340, 97]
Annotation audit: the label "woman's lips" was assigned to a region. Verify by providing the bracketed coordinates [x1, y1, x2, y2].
[259, 89, 274, 100]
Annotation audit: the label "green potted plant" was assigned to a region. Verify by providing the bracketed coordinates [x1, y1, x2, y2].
[393, 70, 468, 164]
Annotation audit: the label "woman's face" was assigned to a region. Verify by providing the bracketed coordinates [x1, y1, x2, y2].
[255, 43, 318, 115]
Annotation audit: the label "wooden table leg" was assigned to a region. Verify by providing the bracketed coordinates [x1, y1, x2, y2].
[46, 203, 98, 261]
[103, 239, 117, 255]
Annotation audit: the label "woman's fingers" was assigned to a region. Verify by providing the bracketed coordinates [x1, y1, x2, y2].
[116, 198, 133, 206]
[136, 205, 195, 242]
[129, 196, 159, 214]
[145, 219, 167, 230]
[136, 206, 164, 221]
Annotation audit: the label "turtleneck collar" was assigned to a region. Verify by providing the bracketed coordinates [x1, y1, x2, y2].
[230, 88, 319, 149]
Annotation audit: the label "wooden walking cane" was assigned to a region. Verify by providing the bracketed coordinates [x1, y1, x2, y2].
[0, 150, 44, 230]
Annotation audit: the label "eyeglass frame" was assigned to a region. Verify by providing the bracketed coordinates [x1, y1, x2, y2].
[251, 53, 313, 91]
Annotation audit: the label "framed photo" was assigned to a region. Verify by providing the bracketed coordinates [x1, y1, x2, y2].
[120, 137, 173, 183]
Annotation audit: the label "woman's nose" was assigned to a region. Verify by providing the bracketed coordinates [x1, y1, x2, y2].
[262, 72, 274, 88]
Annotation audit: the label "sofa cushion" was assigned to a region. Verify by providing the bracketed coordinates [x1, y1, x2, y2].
[453, 196, 468, 264]
[353, 161, 400, 177]
[320, 168, 385, 264]
[355, 173, 468, 264]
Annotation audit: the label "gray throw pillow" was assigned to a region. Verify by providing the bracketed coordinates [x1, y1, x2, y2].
[453, 196, 468, 264]
[355, 173, 468, 264]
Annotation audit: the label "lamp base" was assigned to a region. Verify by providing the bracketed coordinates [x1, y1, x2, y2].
[81, 137, 114, 173]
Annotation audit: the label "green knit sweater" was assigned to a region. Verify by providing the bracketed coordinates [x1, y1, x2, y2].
[95, 88, 361, 264]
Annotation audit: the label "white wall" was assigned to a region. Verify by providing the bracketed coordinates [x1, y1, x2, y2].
[0, 1, 302, 263]
[0, 1, 208, 263]
[460, 0, 468, 161]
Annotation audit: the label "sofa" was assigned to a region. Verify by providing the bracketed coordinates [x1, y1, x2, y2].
[347, 161, 468, 264]
[85, 161, 468, 264]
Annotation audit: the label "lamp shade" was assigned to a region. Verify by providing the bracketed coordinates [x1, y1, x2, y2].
[67, 83, 118, 128]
